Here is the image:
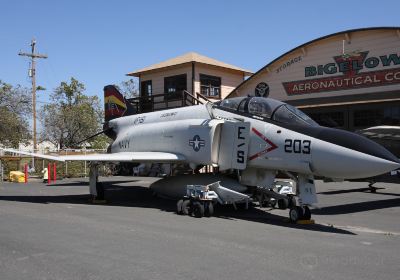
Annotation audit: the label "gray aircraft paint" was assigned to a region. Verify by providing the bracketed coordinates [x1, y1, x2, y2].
[106, 101, 398, 184]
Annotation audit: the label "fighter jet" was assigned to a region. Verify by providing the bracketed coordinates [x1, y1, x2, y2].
[2, 85, 399, 222]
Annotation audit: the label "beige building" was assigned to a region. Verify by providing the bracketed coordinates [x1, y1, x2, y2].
[227, 27, 400, 155]
[228, 27, 400, 128]
[127, 52, 253, 102]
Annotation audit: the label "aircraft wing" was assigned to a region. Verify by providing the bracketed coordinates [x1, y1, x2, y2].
[0, 148, 186, 163]
[357, 125, 400, 141]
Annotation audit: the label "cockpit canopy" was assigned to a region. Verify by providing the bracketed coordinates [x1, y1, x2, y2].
[215, 97, 318, 127]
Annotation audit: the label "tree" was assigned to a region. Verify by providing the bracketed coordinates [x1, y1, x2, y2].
[89, 133, 112, 150]
[40, 77, 104, 149]
[0, 81, 31, 147]
[117, 78, 139, 98]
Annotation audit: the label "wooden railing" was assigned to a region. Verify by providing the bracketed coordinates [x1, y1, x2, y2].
[126, 91, 211, 114]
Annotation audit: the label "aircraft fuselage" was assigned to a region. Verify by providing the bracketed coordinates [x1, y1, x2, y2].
[108, 99, 399, 183]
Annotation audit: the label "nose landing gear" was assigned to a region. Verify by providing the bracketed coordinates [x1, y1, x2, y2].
[287, 174, 316, 223]
[289, 205, 311, 223]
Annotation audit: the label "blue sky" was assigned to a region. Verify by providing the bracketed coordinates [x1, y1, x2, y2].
[1, 0, 399, 107]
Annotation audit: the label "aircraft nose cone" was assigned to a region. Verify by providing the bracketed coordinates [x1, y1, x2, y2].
[311, 127, 399, 179]
[326, 128, 399, 163]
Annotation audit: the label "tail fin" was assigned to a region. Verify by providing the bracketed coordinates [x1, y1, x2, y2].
[104, 85, 136, 122]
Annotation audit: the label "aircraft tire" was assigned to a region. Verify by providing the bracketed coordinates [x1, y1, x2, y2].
[193, 202, 204, 218]
[176, 199, 184, 215]
[182, 200, 191, 216]
[278, 199, 289, 210]
[269, 199, 277, 208]
[296, 206, 305, 219]
[289, 207, 300, 223]
[205, 201, 214, 217]
[303, 206, 311, 220]
[288, 196, 296, 208]
[260, 200, 269, 208]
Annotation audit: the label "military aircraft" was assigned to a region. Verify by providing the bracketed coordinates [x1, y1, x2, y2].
[2, 85, 399, 222]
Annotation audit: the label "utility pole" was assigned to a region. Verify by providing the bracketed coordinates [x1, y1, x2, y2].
[18, 39, 48, 157]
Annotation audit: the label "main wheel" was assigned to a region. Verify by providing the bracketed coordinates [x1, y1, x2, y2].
[193, 202, 205, 218]
[176, 199, 184, 214]
[269, 199, 277, 208]
[260, 200, 269, 208]
[182, 200, 191, 216]
[205, 201, 214, 217]
[259, 194, 268, 208]
[278, 198, 289, 210]
[303, 206, 311, 220]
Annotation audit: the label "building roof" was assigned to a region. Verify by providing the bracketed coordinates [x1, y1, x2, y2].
[127, 52, 253, 77]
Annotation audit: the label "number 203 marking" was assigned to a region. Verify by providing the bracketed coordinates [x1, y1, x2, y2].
[284, 139, 311, 154]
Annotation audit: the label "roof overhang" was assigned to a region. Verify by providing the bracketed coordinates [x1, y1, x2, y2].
[127, 61, 253, 77]
[126, 52, 253, 77]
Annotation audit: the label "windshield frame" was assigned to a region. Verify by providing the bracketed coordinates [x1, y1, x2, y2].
[214, 97, 319, 127]
[271, 104, 319, 127]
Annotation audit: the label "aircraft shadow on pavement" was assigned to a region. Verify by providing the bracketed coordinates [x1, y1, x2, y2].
[312, 197, 400, 215]
[318, 188, 400, 197]
[0, 182, 355, 235]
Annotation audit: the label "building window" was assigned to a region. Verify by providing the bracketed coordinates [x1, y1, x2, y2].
[309, 111, 345, 128]
[200, 74, 221, 98]
[354, 106, 400, 128]
[354, 109, 382, 128]
[383, 106, 400, 125]
[164, 74, 187, 100]
[141, 80, 152, 96]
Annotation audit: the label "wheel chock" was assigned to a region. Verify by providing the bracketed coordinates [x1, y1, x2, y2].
[90, 199, 108, 204]
[283, 218, 315, 224]
[297, 219, 315, 225]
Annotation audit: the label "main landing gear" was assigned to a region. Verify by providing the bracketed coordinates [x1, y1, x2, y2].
[89, 162, 106, 203]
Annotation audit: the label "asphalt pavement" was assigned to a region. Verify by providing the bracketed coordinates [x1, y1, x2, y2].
[0, 176, 399, 280]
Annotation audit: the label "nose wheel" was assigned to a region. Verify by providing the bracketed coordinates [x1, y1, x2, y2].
[289, 206, 311, 223]
[303, 206, 311, 220]
[285, 174, 316, 223]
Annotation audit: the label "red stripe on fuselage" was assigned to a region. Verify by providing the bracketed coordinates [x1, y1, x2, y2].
[248, 127, 278, 161]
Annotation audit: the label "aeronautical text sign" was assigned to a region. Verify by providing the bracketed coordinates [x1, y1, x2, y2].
[282, 51, 400, 95]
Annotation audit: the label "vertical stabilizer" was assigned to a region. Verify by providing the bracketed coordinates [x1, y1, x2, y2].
[104, 85, 135, 122]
